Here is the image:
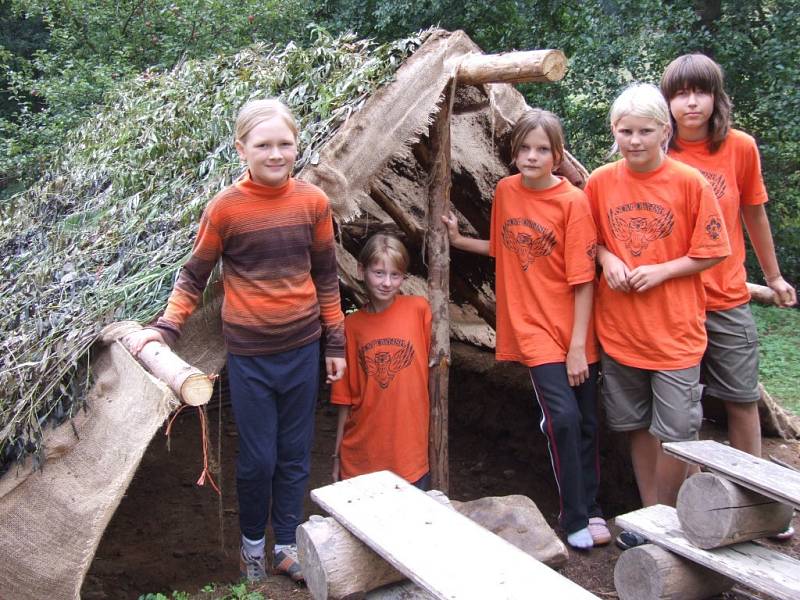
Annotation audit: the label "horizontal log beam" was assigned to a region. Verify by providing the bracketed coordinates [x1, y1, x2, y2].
[456, 50, 567, 85]
[100, 321, 213, 406]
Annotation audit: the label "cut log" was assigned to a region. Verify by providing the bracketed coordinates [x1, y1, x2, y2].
[456, 50, 567, 84]
[426, 84, 453, 493]
[615, 504, 800, 600]
[614, 544, 734, 600]
[663, 440, 800, 510]
[747, 282, 776, 305]
[298, 491, 452, 600]
[100, 321, 213, 406]
[676, 472, 793, 548]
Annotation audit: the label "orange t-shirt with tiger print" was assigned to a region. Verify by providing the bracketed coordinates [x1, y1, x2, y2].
[489, 174, 599, 367]
[585, 157, 731, 370]
[668, 129, 768, 311]
[330, 295, 431, 483]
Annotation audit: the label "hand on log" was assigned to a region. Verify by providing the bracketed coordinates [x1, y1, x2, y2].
[456, 49, 567, 84]
[100, 321, 213, 406]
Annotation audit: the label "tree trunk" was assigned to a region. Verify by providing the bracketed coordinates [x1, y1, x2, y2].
[100, 321, 213, 406]
[456, 49, 567, 84]
[614, 543, 733, 600]
[426, 84, 453, 494]
[676, 472, 794, 548]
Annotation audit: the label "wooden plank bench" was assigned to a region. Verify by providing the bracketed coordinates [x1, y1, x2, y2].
[663, 440, 800, 510]
[615, 504, 800, 600]
[310, 470, 598, 600]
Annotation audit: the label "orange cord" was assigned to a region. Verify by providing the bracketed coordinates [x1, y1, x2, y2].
[166, 401, 221, 496]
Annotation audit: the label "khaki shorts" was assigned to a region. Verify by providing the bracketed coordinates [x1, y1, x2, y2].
[601, 352, 702, 442]
[702, 304, 760, 403]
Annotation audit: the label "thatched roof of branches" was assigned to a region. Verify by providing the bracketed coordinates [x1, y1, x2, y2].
[0, 28, 586, 477]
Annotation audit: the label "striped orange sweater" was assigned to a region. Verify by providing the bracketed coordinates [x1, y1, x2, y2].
[153, 172, 345, 357]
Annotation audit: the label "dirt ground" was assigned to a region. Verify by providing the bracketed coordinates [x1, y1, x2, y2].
[82, 354, 800, 600]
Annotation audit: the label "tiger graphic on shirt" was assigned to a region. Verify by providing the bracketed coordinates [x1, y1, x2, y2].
[607, 201, 674, 257]
[698, 169, 728, 201]
[501, 217, 557, 271]
[357, 337, 415, 389]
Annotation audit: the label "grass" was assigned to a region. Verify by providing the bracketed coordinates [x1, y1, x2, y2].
[751, 304, 800, 415]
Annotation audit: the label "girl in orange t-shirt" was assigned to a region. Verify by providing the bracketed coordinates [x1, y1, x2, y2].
[331, 234, 432, 489]
[586, 83, 730, 549]
[443, 109, 610, 550]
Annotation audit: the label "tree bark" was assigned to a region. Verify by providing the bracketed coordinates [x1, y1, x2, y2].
[456, 50, 567, 84]
[100, 321, 213, 406]
[747, 282, 776, 305]
[426, 85, 453, 494]
[676, 472, 794, 549]
[614, 543, 733, 600]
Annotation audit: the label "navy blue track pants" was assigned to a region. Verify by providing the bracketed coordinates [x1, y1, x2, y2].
[529, 362, 602, 534]
[227, 341, 319, 544]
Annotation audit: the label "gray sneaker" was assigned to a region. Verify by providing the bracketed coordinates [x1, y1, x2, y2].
[239, 545, 267, 582]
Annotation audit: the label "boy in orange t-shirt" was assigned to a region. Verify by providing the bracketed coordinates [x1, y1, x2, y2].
[444, 109, 609, 550]
[586, 84, 730, 549]
[331, 234, 432, 488]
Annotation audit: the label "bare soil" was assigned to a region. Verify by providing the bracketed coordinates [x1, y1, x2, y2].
[82, 352, 800, 600]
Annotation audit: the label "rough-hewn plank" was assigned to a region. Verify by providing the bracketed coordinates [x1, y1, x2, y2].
[663, 440, 800, 509]
[615, 504, 800, 600]
[311, 471, 598, 600]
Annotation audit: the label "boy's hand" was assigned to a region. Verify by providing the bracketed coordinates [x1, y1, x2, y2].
[125, 328, 165, 356]
[325, 357, 346, 383]
[441, 211, 461, 244]
[628, 264, 669, 293]
[767, 276, 797, 307]
[601, 252, 631, 292]
[566, 347, 589, 387]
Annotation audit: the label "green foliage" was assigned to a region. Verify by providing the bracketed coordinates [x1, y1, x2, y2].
[318, 0, 800, 283]
[138, 593, 189, 600]
[0, 0, 312, 193]
[0, 28, 421, 473]
[751, 304, 800, 415]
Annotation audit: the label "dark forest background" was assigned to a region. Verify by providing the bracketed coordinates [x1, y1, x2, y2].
[2, 0, 797, 280]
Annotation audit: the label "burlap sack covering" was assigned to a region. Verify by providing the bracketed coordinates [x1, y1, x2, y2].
[0, 287, 225, 599]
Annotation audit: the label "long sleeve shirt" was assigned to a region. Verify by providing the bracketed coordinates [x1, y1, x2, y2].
[153, 172, 345, 357]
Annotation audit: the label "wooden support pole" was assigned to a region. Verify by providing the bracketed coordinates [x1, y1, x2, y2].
[676, 472, 794, 548]
[426, 85, 453, 494]
[100, 321, 213, 406]
[456, 49, 567, 84]
[614, 544, 734, 600]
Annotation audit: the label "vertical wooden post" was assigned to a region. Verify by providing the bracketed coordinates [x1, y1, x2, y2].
[426, 84, 452, 493]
